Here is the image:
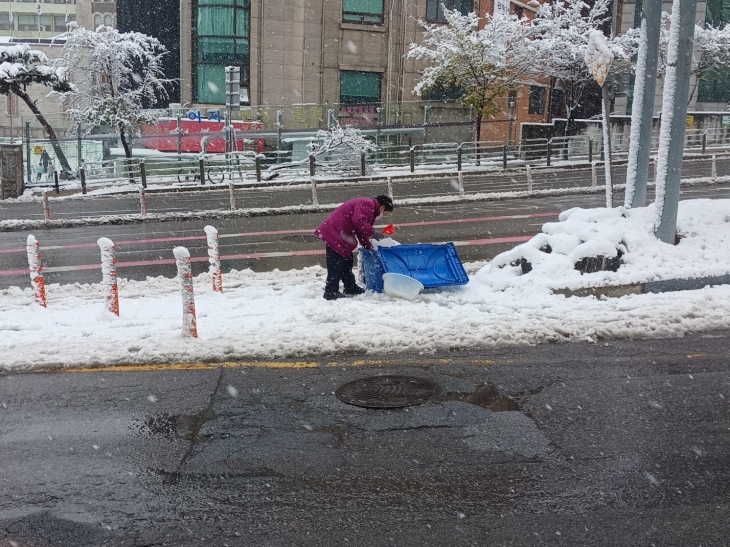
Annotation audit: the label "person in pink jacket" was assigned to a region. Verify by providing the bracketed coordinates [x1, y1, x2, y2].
[314, 195, 394, 300]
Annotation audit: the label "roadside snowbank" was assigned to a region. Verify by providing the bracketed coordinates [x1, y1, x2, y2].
[2, 199, 730, 372]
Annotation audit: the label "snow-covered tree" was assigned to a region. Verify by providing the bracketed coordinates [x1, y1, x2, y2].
[531, 0, 637, 132]
[0, 45, 74, 175]
[653, 14, 730, 104]
[57, 24, 171, 160]
[407, 8, 540, 142]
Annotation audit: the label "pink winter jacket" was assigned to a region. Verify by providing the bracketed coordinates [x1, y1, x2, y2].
[314, 197, 380, 257]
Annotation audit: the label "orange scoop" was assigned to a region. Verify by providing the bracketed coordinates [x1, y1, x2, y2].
[381, 224, 395, 236]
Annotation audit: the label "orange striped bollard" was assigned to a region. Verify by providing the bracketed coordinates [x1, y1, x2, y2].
[173, 246, 197, 337]
[204, 225, 223, 293]
[97, 237, 119, 316]
[25, 235, 47, 307]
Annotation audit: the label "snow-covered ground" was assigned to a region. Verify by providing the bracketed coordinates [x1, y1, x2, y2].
[2, 198, 730, 373]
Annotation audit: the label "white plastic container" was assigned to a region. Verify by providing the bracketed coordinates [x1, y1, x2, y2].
[382, 273, 424, 300]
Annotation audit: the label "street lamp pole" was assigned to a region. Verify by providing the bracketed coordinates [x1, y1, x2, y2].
[507, 95, 516, 153]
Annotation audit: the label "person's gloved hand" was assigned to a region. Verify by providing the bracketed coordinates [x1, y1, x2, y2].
[371, 232, 384, 241]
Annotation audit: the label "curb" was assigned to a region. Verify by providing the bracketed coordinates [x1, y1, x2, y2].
[554, 274, 730, 298]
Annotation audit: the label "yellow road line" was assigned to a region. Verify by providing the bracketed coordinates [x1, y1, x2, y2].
[63, 361, 319, 373]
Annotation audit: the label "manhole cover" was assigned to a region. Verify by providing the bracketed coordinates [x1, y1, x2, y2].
[336, 375, 441, 409]
[281, 234, 321, 243]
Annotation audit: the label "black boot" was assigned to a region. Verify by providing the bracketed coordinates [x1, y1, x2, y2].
[323, 291, 347, 301]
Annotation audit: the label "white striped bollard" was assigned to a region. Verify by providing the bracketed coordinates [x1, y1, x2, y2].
[173, 247, 198, 338]
[26, 235, 47, 308]
[457, 172, 465, 197]
[42, 191, 51, 221]
[310, 177, 319, 206]
[526, 165, 533, 192]
[139, 186, 147, 215]
[229, 182, 237, 210]
[591, 161, 598, 189]
[387, 176, 394, 200]
[97, 238, 119, 316]
[204, 225, 223, 293]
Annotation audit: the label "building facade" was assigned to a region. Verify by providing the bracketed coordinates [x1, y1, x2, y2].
[0, 0, 79, 39]
[178, 0, 475, 109]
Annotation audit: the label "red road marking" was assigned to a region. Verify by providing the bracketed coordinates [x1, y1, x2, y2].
[0, 236, 532, 277]
[0, 212, 558, 255]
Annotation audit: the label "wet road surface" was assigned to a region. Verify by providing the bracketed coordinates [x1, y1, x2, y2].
[1, 332, 729, 545]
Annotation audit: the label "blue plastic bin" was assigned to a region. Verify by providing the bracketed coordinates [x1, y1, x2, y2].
[359, 243, 469, 292]
[359, 248, 386, 292]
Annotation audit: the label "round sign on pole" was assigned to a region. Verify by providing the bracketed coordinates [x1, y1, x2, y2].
[36, 2, 42, 15]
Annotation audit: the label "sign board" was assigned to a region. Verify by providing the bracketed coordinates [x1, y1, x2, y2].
[1, 145, 25, 200]
[494, 0, 510, 17]
[722, 115, 730, 128]
[33, 145, 43, 155]
[686, 115, 694, 130]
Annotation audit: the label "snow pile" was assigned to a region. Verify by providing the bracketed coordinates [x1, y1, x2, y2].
[3, 199, 730, 372]
[477, 199, 730, 292]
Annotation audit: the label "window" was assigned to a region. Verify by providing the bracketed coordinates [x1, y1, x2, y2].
[54, 15, 75, 31]
[195, 0, 250, 104]
[94, 14, 101, 27]
[528, 86, 545, 114]
[426, 0, 471, 23]
[550, 89, 564, 118]
[18, 15, 37, 30]
[421, 82, 464, 102]
[0, 13, 11, 31]
[103, 14, 112, 25]
[699, 0, 730, 102]
[342, 0, 384, 24]
[340, 70, 381, 104]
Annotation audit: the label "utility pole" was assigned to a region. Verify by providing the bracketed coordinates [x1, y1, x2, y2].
[655, 0, 698, 243]
[624, 0, 662, 208]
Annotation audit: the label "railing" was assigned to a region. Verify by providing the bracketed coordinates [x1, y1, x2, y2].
[17, 125, 730, 194]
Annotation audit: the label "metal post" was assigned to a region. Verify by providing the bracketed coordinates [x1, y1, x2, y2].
[712, 154, 717, 180]
[655, 0, 698, 243]
[546, 140, 552, 167]
[42, 191, 50, 220]
[53, 171, 59, 194]
[25, 122, 31, 184]
[702, 131, 707, 154]
[360, 153, 366, 177]
[176, 111, 182, 161]
[229, 182, 237, 210]
[139, 186, 147, 215]
[387, 176, 394, 200]
[588, 138, 593, 163]
[602, 85, 614, 208]
[526, 165, 533, 192]
[80, 167, 87, 195]
[376, 107, 382, 148]
[502, 145, 508, 169]
[457, 147, 462, 171]
[409, 147, 415, 173]
[592, 160, 598, 188]
[139, 161, 147, 189]
[77, 124, 82, 178]
[457, 172, 465, 196]
[423, 105, 430, 145]
[276, 110, 283, 164]
[625, 0, 662, 209]
[507, 96, 515, 152]
[309, 154, 315, 177]
[199, 158, 205, 185]
[255, 156, 262, 182]
[310, 176, 319, 206]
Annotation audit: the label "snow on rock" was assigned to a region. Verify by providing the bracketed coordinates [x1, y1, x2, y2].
[478, 199, 730, 292]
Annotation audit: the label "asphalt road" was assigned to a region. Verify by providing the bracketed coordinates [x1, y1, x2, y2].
[1, 332, 729, 546]
[2, 180, 730, 289]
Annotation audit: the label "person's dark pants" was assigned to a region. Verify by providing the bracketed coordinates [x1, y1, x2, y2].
[325, 245, 358, 295]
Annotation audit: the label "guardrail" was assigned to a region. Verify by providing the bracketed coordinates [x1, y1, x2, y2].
[18, 125, 730, 194]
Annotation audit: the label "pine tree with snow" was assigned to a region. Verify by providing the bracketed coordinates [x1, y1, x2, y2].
[57, 24, 171, 161]
[0, 44, 74, 176]
[407, 8, 539, 142]
[531, 0, 637, 133]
